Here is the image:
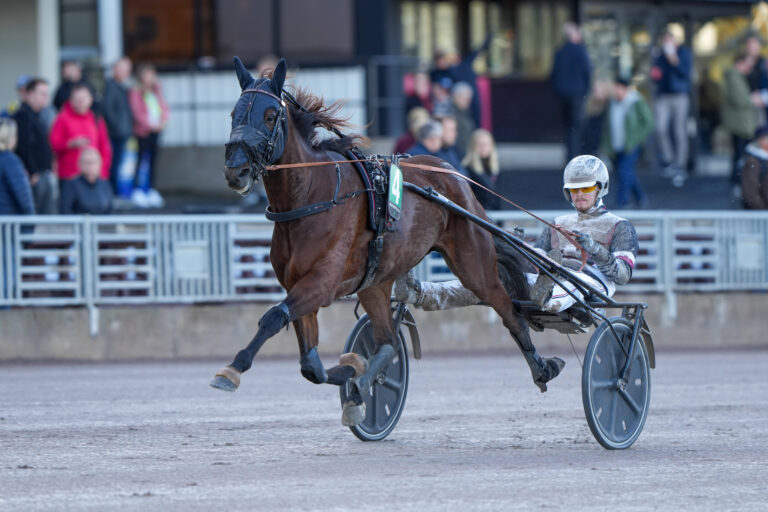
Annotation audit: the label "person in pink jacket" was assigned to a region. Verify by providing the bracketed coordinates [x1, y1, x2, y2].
[50, 83, 112, 212]
[128, 63, 170, 208]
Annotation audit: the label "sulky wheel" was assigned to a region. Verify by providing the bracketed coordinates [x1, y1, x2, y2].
[339, 314, 409, 441]
[582, 316, 651, 450]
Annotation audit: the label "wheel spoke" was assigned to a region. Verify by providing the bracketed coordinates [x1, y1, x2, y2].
[382, 376, 402, 393]
[370, 385, 379, 428]
[607, 391, 619, 438]
[592, 379, 616, 391]
[619, 388, 642, 416]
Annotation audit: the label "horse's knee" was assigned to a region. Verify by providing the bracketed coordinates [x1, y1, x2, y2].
[258, 302, 292, 338]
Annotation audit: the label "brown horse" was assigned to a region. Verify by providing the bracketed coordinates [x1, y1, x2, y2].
[211, 57, 564, 423]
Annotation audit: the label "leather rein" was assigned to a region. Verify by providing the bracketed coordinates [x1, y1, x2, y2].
[263, 156, 588, 267]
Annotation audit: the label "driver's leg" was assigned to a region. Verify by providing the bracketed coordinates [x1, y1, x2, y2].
[392, 271, 481, 311]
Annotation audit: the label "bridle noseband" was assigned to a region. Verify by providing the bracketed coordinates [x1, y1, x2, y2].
[225, 86, 288, 181]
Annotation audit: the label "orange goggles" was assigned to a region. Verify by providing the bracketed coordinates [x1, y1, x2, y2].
[569, 184, 598, 194]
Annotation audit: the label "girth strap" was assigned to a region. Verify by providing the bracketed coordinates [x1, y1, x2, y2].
[265, 201, 335, 222]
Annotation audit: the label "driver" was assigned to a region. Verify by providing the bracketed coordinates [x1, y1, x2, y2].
[393, 155, 639, 313]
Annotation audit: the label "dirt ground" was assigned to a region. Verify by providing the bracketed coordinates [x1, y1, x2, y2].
[1, 349, 766, 511]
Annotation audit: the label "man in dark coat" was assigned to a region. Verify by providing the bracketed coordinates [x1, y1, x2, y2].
[550, 22, 592, 162]
[102, 57, 134, 195]
[13, 78, 56, 214]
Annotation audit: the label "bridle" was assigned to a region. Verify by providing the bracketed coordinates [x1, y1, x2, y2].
[224, 85, 288, 181]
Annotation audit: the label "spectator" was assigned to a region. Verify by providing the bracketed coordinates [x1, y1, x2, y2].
[394, 107, 430, 155]
[746, 35, 768, 102]
[462, 129, 500, 210]
[582, 80, 611, 155]
[741, 125, 768, 209]
[438, 115, 465, 172]
[59, 147, 113, 214]
[13, 78, 56, 214]
[407, 120, 445, 158]
[1, 75, 30, 118]
[551, 22, 592, 163]
[721, 52, 761, 196]
[404, 71, 433, 118]
[256, 54, 280, 77]
[430, 35, 492, 125]
[601, 77, 654, 207]
[129, 63, 169, 208]
[0, 118, 35, 215]
[50, 83, 112, 209]
[53, 60, 95, 111]
[102, 57, 134, 196]
[451, 82, 476, 158]
[431, 77, 454, 118]
[650, 30, 692, 182]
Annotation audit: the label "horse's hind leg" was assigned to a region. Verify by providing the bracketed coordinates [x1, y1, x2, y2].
[340, 281, 398, 425]
[438, 229, 564, 392]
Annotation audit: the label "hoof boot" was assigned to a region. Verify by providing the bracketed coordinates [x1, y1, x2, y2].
[341, 401, 366, 426]
[533, 357, 565, 393]
[210, 366, 241, 392]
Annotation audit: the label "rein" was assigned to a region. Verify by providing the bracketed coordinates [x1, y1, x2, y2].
[264, 156, 588, 267]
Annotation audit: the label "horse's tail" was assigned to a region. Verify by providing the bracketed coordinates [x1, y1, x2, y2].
[493, 234, 531, 301]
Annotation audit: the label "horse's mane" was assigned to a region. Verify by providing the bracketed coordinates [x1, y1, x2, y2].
[285, 85, 370, 153]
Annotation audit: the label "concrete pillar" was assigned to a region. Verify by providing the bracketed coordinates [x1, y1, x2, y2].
[36, 0, 60, 89]
[98, 0, 123, 68]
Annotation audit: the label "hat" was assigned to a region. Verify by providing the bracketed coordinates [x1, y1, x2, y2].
[16, 74, 31, 89]
[437, 76, 453, 90]
[755, 124, 768, 140]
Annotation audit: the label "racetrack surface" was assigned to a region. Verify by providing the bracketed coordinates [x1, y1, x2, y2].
[1, 350, 766, 511]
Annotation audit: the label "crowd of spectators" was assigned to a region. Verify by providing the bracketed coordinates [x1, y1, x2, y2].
[0, 57, 170, 217]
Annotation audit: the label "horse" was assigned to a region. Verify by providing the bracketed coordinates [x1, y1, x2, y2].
[210, 57, 564, 424]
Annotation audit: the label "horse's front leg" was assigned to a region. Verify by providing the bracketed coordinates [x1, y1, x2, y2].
[210, 271, 339, 392]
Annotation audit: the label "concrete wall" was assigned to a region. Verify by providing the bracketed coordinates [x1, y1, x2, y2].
[0, 292, 765, 362]
[0, 0, 59, 108]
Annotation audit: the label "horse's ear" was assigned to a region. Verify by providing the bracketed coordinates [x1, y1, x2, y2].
[271, 59, 287, 95]
[233, 56, 254, 90]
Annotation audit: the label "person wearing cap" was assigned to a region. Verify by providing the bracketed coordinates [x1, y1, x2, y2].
[1, 75, 31, 119]
[392, 155, 639, 314]
[601, 77, 654, 206]
[740, 124, 768, 209]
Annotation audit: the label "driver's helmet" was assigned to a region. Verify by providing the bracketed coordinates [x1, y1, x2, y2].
[562, 155, 609, 202]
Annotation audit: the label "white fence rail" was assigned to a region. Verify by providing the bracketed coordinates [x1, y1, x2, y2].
[159, 67, 367, 147]
[2, 211, 767, 310]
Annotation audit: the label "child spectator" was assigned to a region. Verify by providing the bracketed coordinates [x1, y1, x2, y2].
[129, 63, 169, 208]
[59, 147, 113, 214]
[462, 129, 500, 210]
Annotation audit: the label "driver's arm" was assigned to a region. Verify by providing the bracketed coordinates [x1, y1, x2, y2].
[589, 221, 638, 285]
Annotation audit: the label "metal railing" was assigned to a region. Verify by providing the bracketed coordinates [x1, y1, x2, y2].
[2, 211, 767, 313]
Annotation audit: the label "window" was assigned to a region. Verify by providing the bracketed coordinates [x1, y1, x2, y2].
[60, 0, 99, 59]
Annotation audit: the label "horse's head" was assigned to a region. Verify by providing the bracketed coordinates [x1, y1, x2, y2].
[224, 56, 288, 195]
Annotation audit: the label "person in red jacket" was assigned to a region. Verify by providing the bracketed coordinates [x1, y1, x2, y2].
[50, 83, 112, 212]
[128, 63, 169, 208]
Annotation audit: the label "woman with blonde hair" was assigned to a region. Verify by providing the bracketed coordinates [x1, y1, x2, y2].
[0, 117, 35, 215]
[461, 128, 500, 210]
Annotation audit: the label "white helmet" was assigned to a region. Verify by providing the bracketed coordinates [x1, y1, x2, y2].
[562, 155, 609, 202]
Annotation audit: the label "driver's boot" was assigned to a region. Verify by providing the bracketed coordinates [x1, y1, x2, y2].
[531, 249, 562, 307]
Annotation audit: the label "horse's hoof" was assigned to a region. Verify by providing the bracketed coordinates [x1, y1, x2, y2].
[341, 401, 366, 426]
[210, 366, 241, 392]
[339, 352, 368, 377]
[533, 357, 565, 393]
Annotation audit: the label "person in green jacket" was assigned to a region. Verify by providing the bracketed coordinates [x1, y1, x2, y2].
[601, 76, 655, 206]
[721, 52, 763, 190]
